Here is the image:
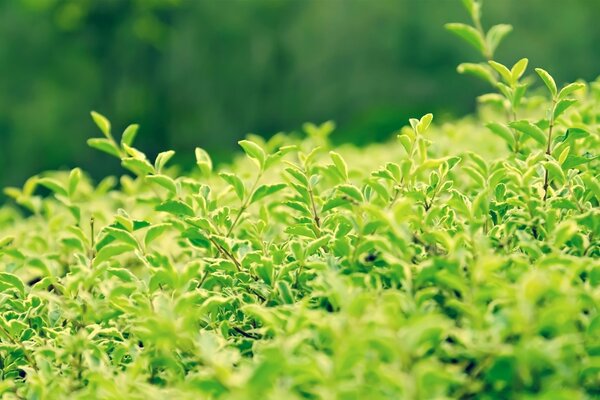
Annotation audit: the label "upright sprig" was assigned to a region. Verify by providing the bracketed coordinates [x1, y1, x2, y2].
[446, 0, 531, 153]
[222, 140, 287, 237]
[447, 0, 589, 205]
[517, 69, 586, 200]
[446, 0, 512, 61]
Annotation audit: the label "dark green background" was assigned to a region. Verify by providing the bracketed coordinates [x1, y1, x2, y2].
[1, 0, 599, 187]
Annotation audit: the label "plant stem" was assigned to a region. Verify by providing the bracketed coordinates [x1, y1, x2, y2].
[307, 181, 321, 230]
[210, 238, 241, 271]
[227, 172, 262, 237]
[0, 323, 38, 371]
[543, 99, 557, 201]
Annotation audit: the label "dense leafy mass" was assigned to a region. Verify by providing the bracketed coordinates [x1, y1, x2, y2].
[1, 2, 599, 399]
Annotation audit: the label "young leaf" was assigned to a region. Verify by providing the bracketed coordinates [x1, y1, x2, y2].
[87, 138, 121, 158]
[102, 226, 140, 249]
[250, 183, 287, 204]
[219, 172, 245, 200]
[284, 167, 308, 186]
[488, 61, 512, 84]
[93, 243, 135, 267]
[121, 124, 139, 147]
[553, 99, 577, 119]
[146, 174, 177, 194]
[486, 122, 516, 149]
[121, 143, 146, 160]
[239, 140, 266, 169]
[544, 159, 565, 184]
[155, 150, 176, 173]
[558, 82, 585, 100]
[510, 58, 528, 82]
[486, 24, 512, 55]
[535, 68, 557, 97]
[90, 111, 112, 139]
[195, 147, 213, 176]
[337, 184, 364, 203]
[276, 281, 294, 304]
[457, 63, 496, 84]
[416, 113, 433, 134]
[121, 157, 155, 176]
[445, 23, 486, 56]
[329, 151, 348, 181]
[0, 272, 25, 298]
[509, 120, 547, 145]
[557, 146, 570, 165]
[0, 236, 15, 248]
[144, 223, 172, 247]
[156, 200, 195, 217]
[553, 220, 578, 248]
[38, 178, 68, 197]
[68, 168, 81, 196]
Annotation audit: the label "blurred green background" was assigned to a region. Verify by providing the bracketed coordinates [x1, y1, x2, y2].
[1, 0, 599, 188]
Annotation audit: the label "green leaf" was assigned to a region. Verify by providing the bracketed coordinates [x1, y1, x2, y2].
[0, 236, 15, 248]
[488, 61, 512, 84]
[0, 272, 25, 298]
[544, 160, 565, 185]
[329, 151, 348, 180]
[417, 113, 433, 134]
[303, 121, 335, 139]
[195, 147, 213, 176]
[68, 168, 81, 196]
[306, 235, 330, 255]
[535, 68, 557, 97]
[219, 172, 245, 200]
[510, 58, 528, 82]
[486, 24, 512, 55]
[102, 226, 139, 249]
[144, 223, 172, 247]
[276, 281, 294, 304]
[553, 220, 578, 248]
[93, 243, 135, 267]
[250, 184, 287, 204]
[107, 268, 138, 283]
[90, 111, 111, 139]
[121, 157, 155, 176]
[285, 224, 316, 239]
[239, 140, 266, 169]
[284, 167, 308, 186]
[146, 174, 177, 194]
[121, 124, 139, 147]
[182, 228, 211, 249]
[156, 200, 195, 217]
[562, 154, 597, 170]
[87, 138, 121, 158]
[445, 23, 486, 55]
[337, 184, 364, 203]
[485, 123, 513, 147]
[557, 146, 570, 165]
[553, 99, 577, 119]
[321, 197, 349, 213]
[121, 143, 147, 160]
[155, 150, 176, 173]
[38, 178, 68, 197]
[457, 63, 496, 84]
[461, 0, 475, 17]
[509, 120, 547, 145]
[558, 82, 585, 100]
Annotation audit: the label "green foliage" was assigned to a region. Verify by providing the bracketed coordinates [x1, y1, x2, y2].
[0, 2, 599, 399]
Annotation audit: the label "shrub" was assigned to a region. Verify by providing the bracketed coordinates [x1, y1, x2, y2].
[0, 1, 598, 398]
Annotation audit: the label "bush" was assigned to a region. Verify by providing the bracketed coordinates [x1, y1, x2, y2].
[0, 1, 599, 398]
